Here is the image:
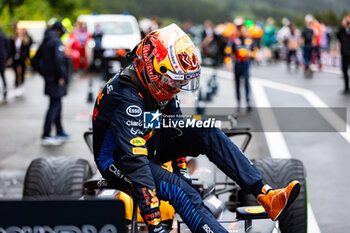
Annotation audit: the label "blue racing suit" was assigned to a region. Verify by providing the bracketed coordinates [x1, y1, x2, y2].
[92, 64, 264, 233]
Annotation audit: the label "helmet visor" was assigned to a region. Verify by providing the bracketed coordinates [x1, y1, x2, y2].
[163, 68, 200, 91]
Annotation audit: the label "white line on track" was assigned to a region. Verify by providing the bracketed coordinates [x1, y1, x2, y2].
[250, 78, 322, 233]
[252, 78, 350, 144]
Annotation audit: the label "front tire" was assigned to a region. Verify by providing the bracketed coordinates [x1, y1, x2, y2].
[242, 159, 307, 233]
[23, 157, 92, 200]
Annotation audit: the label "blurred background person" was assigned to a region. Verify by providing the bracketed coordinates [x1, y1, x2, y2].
[139, 17, 162, 38]
[228, 17, 255, 110]
[204, 23, 228, 67]
[61, 17, 75, 81]
[310, 17, 322, 71]
[33, 21, 70, 146]
[10, 25, 32, 96]
[320, 22, 332, 52]
[336, 14, 350, 94]
[74, 21, 90, 72]
[263, 17, 277, 63]
[139, 18, 152, 38]
[286, 23, 301, 70]
[92, 23, 103, 71]
[0, 23, 10, 100]
[150, 17, 162, 30]
[183, 21, 196, 39]
[277, 17, 291, 61]
[66, 22, 82, 72]
[201, 20, 215, 58]
[302, 14, 315, 76]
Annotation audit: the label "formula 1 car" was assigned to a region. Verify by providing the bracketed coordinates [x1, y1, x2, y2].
[22, 126, 307, 233]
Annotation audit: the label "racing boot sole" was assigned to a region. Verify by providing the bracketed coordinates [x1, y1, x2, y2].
[276, 181, 300, 221]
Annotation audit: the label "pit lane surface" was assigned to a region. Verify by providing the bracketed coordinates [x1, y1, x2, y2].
[199, 64, 350, 233]
[0, 63, 349, 233]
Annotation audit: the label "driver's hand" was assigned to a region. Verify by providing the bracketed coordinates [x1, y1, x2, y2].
[175, 168, 192, 185]
[148, 224, 169, 233]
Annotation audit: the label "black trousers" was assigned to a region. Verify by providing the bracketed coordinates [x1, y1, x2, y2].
[12, 59, 26, 87]
[0, 61, 6, 89]
[234, 61, 251, 104]
[287, 50, 299, 66]
[341, 54, 350, 91]
[43, 97, 63, 137]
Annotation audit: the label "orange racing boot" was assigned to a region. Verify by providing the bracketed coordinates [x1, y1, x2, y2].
[257, 180, 300, 221]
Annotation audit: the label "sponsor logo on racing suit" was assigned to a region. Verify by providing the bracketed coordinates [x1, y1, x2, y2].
[126, 120, 143, 127]
[144, 211, 161, 226]
[142, 188, 159, 208]
[106, 84, 114, 94]
[130, 128, 143, 135]
[126, 105, 142, 117]
[109, 164, 131, 184]
[132, 147, 148, 155]
[97, 179, 108, 187]
[202, 224, 214, 233]
[130, 137, 146, 146]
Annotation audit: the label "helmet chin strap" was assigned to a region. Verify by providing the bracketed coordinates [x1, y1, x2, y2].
[154, 88, 171, 107]
[157, 100, 169, 107]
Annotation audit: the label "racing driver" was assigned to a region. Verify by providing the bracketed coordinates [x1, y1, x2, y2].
[92, 24, 300, 233]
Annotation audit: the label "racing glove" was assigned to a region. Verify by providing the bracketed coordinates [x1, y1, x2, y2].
[173, 157, 192, 185]
[148, 224, 169, 233]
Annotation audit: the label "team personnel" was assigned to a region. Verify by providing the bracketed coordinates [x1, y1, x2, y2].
[92, 24, 300, 233]
[33, 21, 70, 146]
[286, 24, 301, 69]
[302, 15, 315, 76]
[10, 25, 32, 96]
[0, 24, 9, 100]
[227, 17, 255, 110]
[336, 15, 350, 94]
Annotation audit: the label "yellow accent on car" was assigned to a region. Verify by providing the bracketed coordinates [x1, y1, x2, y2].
[245, 206, 265, 214]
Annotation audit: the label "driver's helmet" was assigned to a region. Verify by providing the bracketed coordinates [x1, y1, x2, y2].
[134, 24, 200, 102]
